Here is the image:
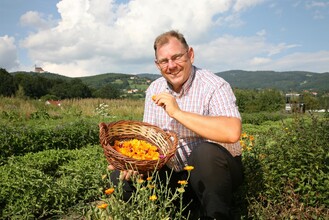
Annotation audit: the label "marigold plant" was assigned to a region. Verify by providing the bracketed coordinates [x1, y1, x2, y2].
[113, 139, 160, 160]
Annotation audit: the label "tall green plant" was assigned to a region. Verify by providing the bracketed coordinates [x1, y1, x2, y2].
[242, 114, 329, 219]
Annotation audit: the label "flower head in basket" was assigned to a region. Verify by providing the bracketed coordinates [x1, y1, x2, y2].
[99, 120, 178, 172]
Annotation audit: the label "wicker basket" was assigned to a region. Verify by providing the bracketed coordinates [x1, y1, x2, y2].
[99, 120, 178, 173]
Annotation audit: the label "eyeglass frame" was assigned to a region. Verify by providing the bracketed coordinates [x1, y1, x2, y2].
[155, 50, 189, 68]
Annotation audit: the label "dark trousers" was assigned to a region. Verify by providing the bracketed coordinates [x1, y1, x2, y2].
[110, 142, 244, 219]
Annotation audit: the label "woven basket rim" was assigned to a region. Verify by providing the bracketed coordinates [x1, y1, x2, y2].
[99, 120, 178, 172]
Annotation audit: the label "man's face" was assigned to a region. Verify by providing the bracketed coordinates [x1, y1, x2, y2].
[155, 37, 194, 92]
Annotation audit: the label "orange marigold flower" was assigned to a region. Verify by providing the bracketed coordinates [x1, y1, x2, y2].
[178, 180, 188, 185]
[241, 132, 248, 138]
[137, 178, 144, 184]
[113, 139, 160, 160]
[147, 177, 152, 181]
[105, 188, 115, 195]
[249, 135, 255, 141]
[97, 203, 108, 209]
[149, 195, 157, 201]
[184, 166, 194, 171]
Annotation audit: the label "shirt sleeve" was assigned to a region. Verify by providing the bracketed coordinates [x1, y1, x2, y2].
[209, 81, 241, 119]
[143, 86, 156, 124]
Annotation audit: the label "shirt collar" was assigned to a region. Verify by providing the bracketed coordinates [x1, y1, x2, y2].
[166, 66, 196, 98]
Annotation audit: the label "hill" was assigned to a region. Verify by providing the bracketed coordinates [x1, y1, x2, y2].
[11, 71, 71, 81]
[216, 70, 329, 92]
[10, 70, 329, 92]
[78, 72, 134, 89]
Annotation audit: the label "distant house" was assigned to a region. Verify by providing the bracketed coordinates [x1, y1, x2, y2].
[45, 100, 61, 107]
[35, 66, 45, 73]
[127, 89, 139, 94]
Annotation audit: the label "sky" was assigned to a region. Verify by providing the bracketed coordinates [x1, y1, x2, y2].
[0, 0, 329, 77]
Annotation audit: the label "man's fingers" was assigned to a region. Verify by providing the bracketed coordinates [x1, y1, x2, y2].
[118, 170, 139, 181]
[108, 164, 115, 170]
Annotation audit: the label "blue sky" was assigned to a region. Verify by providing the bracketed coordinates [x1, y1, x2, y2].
[0, 0, 328, 77]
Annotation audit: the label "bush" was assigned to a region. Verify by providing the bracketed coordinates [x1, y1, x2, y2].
[0, 145, 107, 219]
[241, 112, 288, 125]
[242, 114, 329, 219]
[0, 119, 99, 165]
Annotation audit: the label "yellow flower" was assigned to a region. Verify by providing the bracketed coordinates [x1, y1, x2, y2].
[241, 132, 248, 138]
[178, 180, 188, 185]
[113, 139, 160, 160]
[105, 187, 115, 195]
[147, 177, 152, 181]
[149, 195, 157, 201]
[177, 188, 185, 193]
[101, 174, 107, 180]
[147, 184, 155, 189]
[137, 178, 144, 184]
[259, 154, 266, 160]
[97, 203, 108, 209]
[184, 166, 194, 171]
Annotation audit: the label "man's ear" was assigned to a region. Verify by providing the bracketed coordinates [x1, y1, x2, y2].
[188, 47, 195, 64]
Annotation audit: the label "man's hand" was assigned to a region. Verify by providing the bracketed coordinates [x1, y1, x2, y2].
[152, 92, 181, 118]
[107, 164, 140, 181]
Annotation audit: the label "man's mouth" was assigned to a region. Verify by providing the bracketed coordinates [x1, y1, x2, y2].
[168, 69, 181, 76]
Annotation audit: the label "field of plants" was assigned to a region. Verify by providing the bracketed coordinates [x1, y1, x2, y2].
[0, 97, 328, 219]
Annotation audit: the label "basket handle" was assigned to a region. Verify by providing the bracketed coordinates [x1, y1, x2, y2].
[99, 122, 109, 146]
[166, 130, 178, 148]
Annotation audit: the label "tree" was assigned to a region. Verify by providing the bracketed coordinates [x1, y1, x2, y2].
[0, 68, 16, 96]
[68, 79, 92, 98]
[234, 88, 284, 113]
[50, 79, 92, 99]
[93, 84, 121, 99]
[302, 92, 320, 111]
[13, 74, 52, 98]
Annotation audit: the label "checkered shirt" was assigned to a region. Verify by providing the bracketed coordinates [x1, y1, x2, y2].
[143, 66, 242, 172]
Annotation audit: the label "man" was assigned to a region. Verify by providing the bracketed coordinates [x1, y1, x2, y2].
[110, 30, 244, 219]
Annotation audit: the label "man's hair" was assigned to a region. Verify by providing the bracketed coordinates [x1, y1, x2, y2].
[153, 30, 189, 53]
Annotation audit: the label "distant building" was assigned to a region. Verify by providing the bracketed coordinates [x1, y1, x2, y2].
[285, 93, 305, 113]
[34, 66, 45, 73]
[127, 89, 139, 94]
[45, 100, 61, 107]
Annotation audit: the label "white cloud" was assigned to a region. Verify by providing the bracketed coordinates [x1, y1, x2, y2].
[14, 0, 329, 76]
[233, 0, 265, 12]
[20, 0, 239, 76]
[268, 51, 329, 73]
[0, 35, 19, 70]
[20, 11, 56, 31]
[193, 34, 304, 72]
[250, 57, 271, 65]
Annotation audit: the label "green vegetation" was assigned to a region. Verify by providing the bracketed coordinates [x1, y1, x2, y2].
[2, 68, 328, 108]
[0, 97, 328, 219]
[217, 70, 329, 92]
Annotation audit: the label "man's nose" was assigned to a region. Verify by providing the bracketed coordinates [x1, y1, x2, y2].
[167, 59, 177, 69]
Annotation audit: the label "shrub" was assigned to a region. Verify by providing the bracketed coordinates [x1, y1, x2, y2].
[242, 114, 329, 219]
[0, 145, 107, 219]
[0, 119, 99, 165]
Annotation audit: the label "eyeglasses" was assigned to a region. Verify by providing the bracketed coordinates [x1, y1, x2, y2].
[155, 51, 188, 68]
